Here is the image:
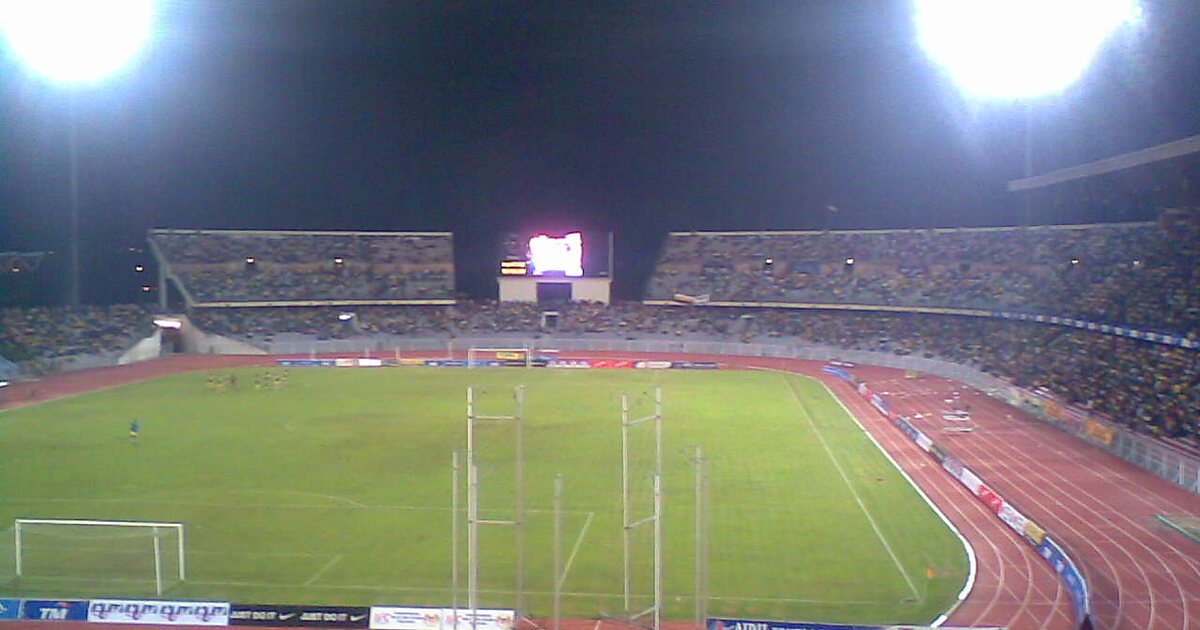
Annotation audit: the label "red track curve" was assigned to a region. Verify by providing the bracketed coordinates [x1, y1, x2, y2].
[846, 367, 1200, 630]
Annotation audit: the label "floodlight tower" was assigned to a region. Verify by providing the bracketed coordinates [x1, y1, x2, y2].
[0, 0, 157, 306]
[914, 0, 1142, 220]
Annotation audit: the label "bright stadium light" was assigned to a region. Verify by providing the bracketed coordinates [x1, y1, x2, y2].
[914, 0, 1141, 99]
[0, 0, 156, 84]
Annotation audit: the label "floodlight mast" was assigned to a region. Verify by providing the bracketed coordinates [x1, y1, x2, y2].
[0, 0, 157, 306]
[914, 0, 1142, 100]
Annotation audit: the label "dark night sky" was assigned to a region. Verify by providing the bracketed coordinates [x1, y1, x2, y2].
[2, 0, 1199, 302]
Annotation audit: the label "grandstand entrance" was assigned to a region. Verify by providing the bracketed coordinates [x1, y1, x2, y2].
[536, 282, 572, 305]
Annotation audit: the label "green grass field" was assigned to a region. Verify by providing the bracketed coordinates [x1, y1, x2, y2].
[0, 367, 967, 625]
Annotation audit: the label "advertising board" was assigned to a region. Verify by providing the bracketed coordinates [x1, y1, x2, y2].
[87, 599, 231, 626]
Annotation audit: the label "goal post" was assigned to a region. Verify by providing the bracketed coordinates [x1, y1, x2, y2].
[466, 347, 533, 368]
[13, 518, 185, 596]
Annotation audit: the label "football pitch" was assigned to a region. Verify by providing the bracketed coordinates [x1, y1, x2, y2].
[0, 367, 967, 625]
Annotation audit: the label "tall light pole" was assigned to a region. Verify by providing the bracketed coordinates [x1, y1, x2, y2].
[913, 0, 1142, 222]
[0, 0, 157, 306]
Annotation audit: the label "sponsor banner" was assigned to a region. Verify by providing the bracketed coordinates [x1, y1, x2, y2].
[502, 359, 530, 367]
[357, 358, 384, 367]
[708, 618, 881, 630]
[827, 360, 856, 368]
[820, 365, 852, 381]
[548, 359, 592, 369]
[956, 467, 983, 495]
[334, 358, 357, 367]
[913, 430, 933, 453]
[369, 607, 442, 630]
[465, 360, 504, 367]
[927, 444, 947, 464]
[425, 360, 468, 368]
[633, 360, 672, 370]
[277, 359, 336, 367]
[856, 383, 869, 396]
[1038, 537, 1090, 623]
[997, 501, 1027, 535]
[592, 359, 633, 369]
[88, 599, 231, 626]
[399, 358, 427, 366]
[495, 352, 524, 360]
[231, 604, 369, 628]
[976, 485, 1004, 513]
[940, 455, 964, 479]
[21, 600, 89, 621]
[1084, 420, 1115, 446]
[0, 599, 20, 621]
[442, 608, 515, 630]
[1023, 519, 1047, 546]
[867, 393, 887, 415]
[672, 361, 718, 370]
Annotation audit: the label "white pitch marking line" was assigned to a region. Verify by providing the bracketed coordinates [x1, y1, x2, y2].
[304, 554, 344, 586]
[559, 511, 594, 588]
[779, 374, 921, 601]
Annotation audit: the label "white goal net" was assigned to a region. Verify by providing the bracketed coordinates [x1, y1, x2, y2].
[10, 519, 185, 595]
[467, 347, 533, 368]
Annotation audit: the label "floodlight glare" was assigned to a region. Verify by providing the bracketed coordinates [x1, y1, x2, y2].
[914, 0, 1141, 99]
[0, 0, 155, 84]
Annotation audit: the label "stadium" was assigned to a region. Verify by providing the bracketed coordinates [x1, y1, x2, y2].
[2, 3, 1200, 630]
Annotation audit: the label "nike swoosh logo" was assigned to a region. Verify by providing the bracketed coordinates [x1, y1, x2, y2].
[351, 615, 367, 622]
[278, 613, 296, 621]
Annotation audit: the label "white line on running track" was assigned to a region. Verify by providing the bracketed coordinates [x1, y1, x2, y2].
[777, 373, 921, 601]
[304, 554, 344, 586]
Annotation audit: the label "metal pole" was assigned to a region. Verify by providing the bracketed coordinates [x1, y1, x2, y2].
[694, 446, 706, 630]
[1022, 104, 1033, 226]
[153, 528, 163, 596]
[469, 463, 479, 630]
[158, 265, 167, 310]
[178, 524, 187, 581]
[553, 474, 563, 630]
[452, 450, 460, 620]
[14, 521, 22, 577]
[621, 393, 632, 616]
[655, 388, 664, 630]
[514, 385, 526, 617]
[67, 94, 81, 307]
[653, 473, 663, 630]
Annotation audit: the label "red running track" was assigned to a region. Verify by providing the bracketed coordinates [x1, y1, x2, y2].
[834, 365, 1200, 630]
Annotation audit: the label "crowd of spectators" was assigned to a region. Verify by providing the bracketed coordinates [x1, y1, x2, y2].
[184, 301, 1199, 445]
[151, 230, 455, 303]
[647, 220, 1200, 337]
[0, 304, 154, 368]
[0, 297, 1196, 445]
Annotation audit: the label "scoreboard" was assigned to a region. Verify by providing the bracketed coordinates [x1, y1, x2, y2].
[498, 230, 612, 278]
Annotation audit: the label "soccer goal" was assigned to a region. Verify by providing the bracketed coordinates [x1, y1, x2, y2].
[466, 347, 533, 368]
[12, 518, 185, 595]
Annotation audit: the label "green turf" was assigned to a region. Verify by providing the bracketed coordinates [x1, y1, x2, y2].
[0, 367, 967, 625]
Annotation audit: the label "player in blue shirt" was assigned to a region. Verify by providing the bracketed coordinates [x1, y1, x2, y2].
[129, 419, 140, 441]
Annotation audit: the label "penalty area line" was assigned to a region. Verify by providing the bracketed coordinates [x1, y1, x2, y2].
[558, 511, 594, 588]
[304, 554, 344, 586]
